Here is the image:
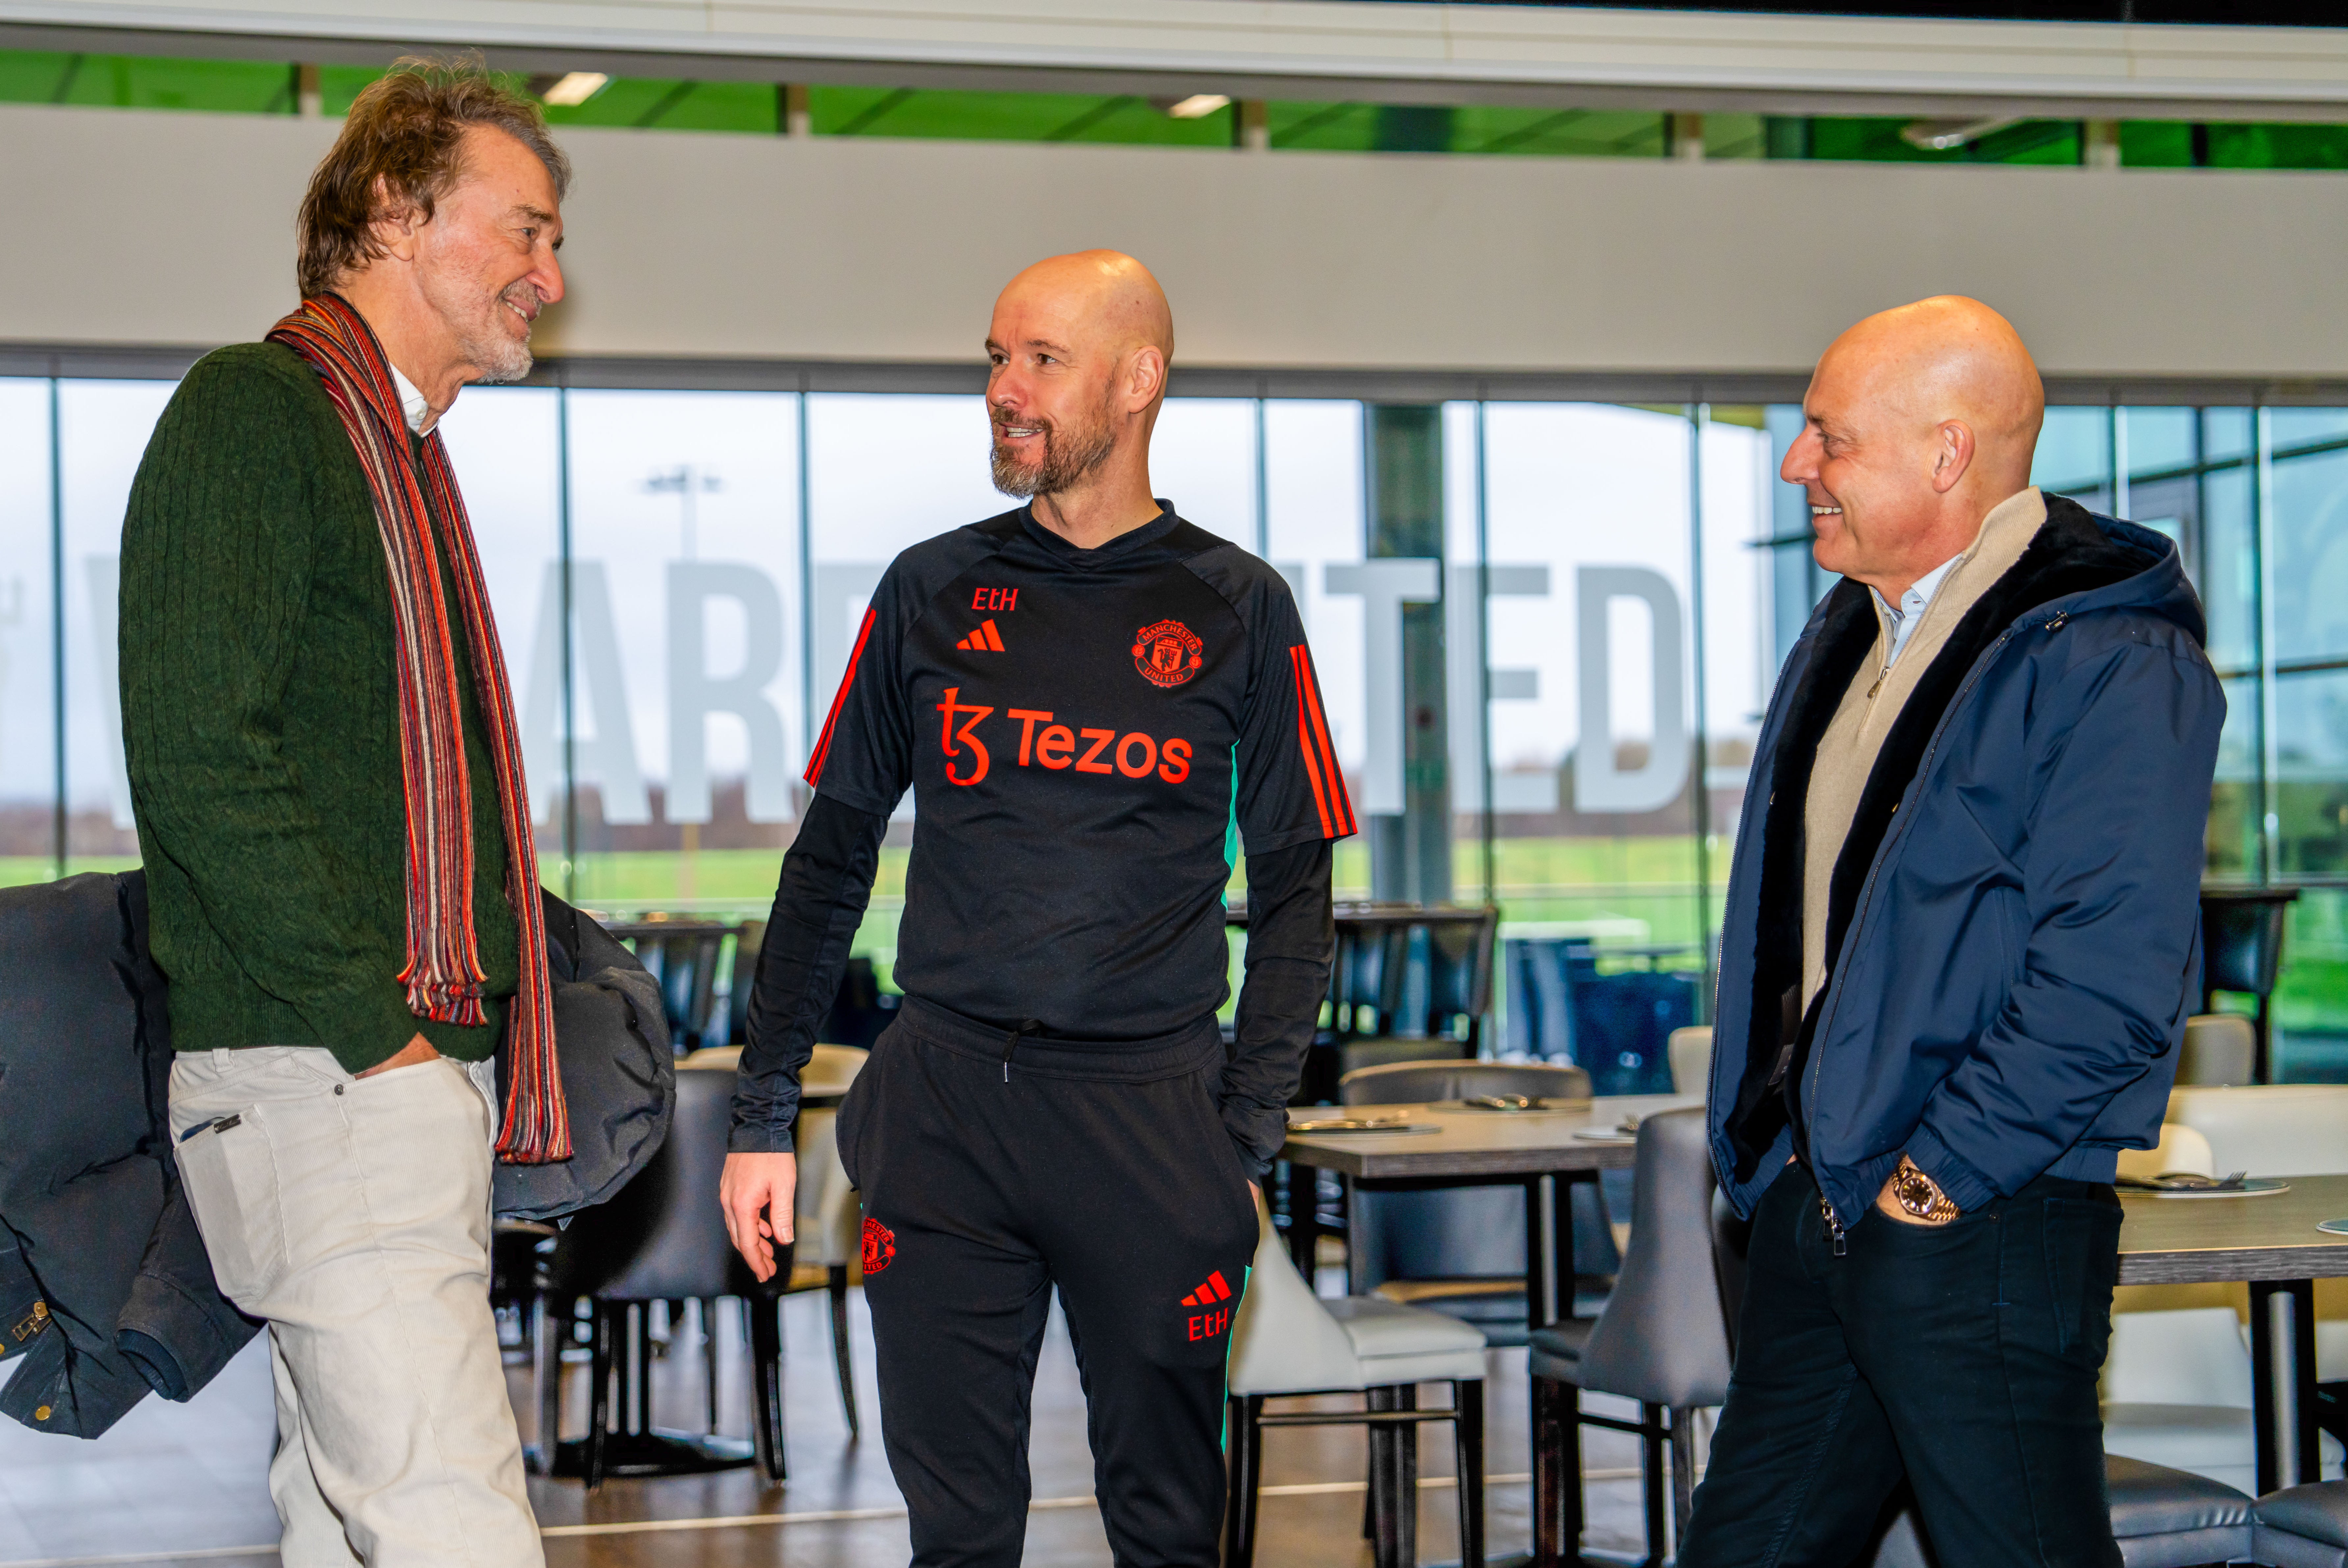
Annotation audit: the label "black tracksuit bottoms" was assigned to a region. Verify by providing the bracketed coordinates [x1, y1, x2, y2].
[833, 998, 1263, 1568]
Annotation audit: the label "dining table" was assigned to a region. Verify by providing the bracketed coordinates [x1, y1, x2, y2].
[1279, 1101, 2348, 1495]
[2117, 1170, 2348, 1491]
[1276, 1093, 1702, 1329]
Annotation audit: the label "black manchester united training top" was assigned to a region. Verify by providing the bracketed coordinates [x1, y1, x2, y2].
[804, 503, 1354, 1041]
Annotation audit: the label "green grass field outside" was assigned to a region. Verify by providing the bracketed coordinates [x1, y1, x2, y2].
[16, 840, 2346, 1071]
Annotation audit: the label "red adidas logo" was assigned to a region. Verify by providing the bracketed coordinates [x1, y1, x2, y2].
[956, 619, 1006, 652]
[1182, 1270, 1234, 1341]
[1182, 1271, 1234, 1308]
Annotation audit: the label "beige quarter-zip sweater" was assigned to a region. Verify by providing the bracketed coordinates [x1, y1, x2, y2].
[1800, 487, 2048, 1007]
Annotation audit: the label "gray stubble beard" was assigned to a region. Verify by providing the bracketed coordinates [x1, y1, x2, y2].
[990, 391, 1120, 500]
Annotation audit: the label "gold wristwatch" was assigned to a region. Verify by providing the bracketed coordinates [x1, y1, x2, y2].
[1891, 1155, 1961, 1222]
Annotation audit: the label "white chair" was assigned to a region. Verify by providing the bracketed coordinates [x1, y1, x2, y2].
[1668, 1026, 1712, 1097]
[2115, 1123, 2216, 1183]
[2102, 1302, 2346, 1490]
[1224, 1195, 1489, 1568]
[2166, 1084, 2348, 1177]
[2178, 1014, 2256, 1087]
[2102, 1306, 2262, 1493]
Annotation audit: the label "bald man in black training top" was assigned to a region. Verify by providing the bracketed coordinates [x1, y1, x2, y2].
[720, 251, 1351, 1568]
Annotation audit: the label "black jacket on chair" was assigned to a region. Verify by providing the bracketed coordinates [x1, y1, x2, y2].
[0, 875, 673, 1437]
[0, 871, 257, 1437]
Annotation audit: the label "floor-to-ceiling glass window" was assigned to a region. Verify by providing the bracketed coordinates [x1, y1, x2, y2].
[2263, 409, 2348, 1079]
[558, 389, 801, 915]
[57, 379, 172, 871]
[1480, 404, 1698, 937]
[435, 385, 564, 882]
[0, 378, 52, 886]
[14, 373, 2347, 1082]
[1262, 400, 1371, 898]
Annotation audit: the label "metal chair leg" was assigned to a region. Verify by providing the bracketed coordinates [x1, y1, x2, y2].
[1669, 1405, 1700, 1552]
[1224, 1395, 1265, 1568]
[1364, 1385, 1389, 1542]
[748, 1292, 787, 1482]
[529, 1293, 561, 1476]
[1394, 1383, 1420, 1568]
[828, 1264, 859, 1439]
[1532, 1375, 1583, 1568]
[618, 1302, 642, 1437]
[585, 1302, 613, 1492]
[1453, 1378, 1485, 1568]
[1639, 1401, 1668, 1568]
[702, 1298, 721, 1436]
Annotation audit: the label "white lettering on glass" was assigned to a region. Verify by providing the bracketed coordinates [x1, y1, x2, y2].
[521, 560, 651, 825]
[666, 562, 791, 824]
[1574, 565, 1688, 814]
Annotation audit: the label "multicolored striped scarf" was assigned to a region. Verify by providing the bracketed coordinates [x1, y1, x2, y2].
[268, 294, 569, 1164]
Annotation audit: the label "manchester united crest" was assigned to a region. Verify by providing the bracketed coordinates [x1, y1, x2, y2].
[862, 1217, 896, 1275]
[1131, 619, 1204, 688]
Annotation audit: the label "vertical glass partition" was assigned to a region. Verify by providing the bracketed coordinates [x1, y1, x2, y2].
[0, 379, 53, 886]
[57, 379, 171, 870]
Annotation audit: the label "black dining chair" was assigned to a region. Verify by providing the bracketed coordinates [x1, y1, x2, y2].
[1863, 1456, 2259, 1566]
[2252, 1475, 2348, 1566]
[1530, 1106, 1732, 1568]
[2200, 887, 2299, 1082]
[610, 920, 742, 1056]
[1339, 1060, 1601, 1347]
[540, 1068, 789, 1488]
[1301, 905, 1498, 1098]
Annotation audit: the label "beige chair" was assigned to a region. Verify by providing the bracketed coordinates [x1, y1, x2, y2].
[1668, 1026, 1712, 1097]
[682, 1041, 867, 1099]
[2177, 1014, 2256, 1088]
[1225, 1195, 1490, 1568]
[2166, 1084, 2348, 1178]
[2115, 1123, 2216, 1183]
[680, 1043, 869, 1435]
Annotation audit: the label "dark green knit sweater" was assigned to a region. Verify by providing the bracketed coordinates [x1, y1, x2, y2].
[120, 341, 518, 1074]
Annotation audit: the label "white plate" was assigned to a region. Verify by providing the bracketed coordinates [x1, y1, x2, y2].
[2154, 1179, 2290, 1199]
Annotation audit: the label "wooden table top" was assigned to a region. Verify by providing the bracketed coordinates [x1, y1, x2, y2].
[2117, 1172, 2348, 1285]
[1277, 1094, 1703, 1179]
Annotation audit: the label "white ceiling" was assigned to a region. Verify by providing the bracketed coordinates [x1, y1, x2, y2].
[2, 1, 2347, 119]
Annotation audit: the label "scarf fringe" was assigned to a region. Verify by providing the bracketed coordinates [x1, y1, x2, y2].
[271, 295, 570, 1164]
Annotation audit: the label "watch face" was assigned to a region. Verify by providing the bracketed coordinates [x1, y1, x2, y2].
[1895, 1170, 1938, 1215]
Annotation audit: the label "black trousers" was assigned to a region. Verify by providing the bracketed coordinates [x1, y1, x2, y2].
[835, 1001, 1261, 1568]
[1679, 1161, 2124, 1568]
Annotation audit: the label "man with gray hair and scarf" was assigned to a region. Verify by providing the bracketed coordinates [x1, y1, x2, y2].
[119, 60, 569, 1568]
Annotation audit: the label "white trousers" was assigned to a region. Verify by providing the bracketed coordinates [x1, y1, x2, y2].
[170, 1047, 543, 1568]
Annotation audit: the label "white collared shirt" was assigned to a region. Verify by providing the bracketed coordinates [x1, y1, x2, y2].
[1872, 553, 1962, 670]
[387, 363, 435, 435]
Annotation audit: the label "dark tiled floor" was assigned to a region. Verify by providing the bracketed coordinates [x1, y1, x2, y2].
[0, 1288, 1665, 1567]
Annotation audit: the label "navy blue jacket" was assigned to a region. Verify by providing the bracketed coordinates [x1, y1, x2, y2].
[1709, 497, 2225, 1228]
